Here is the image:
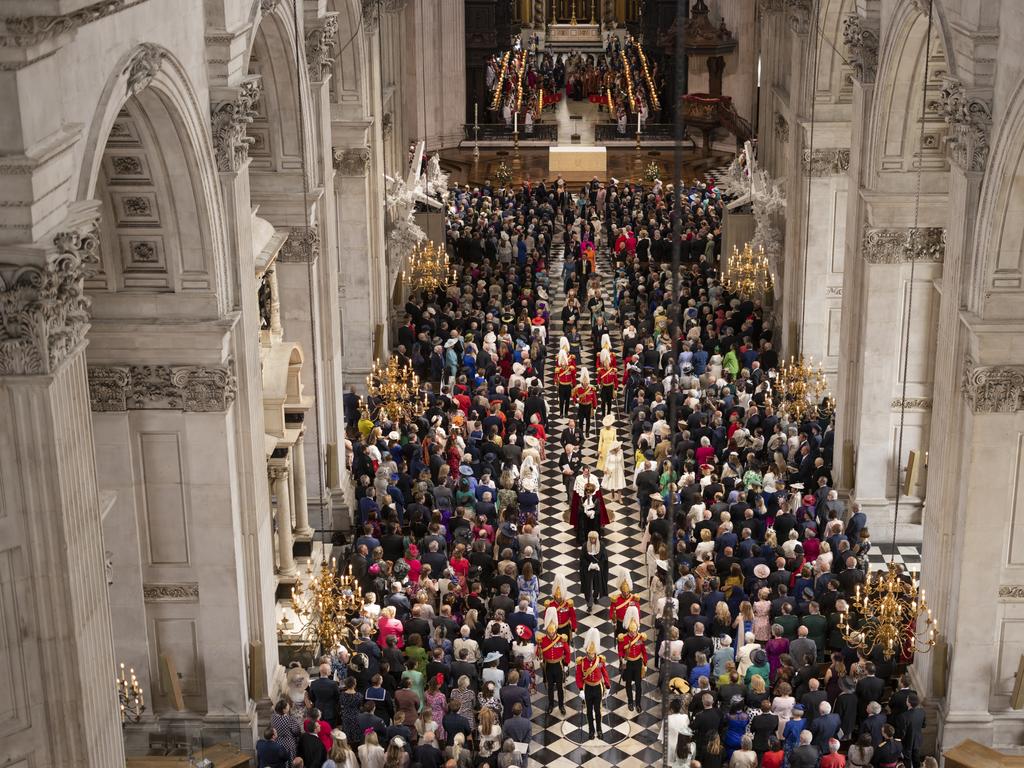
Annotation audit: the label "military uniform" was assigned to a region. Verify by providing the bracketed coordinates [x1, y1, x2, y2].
[575, 653, 611, 738]
[538, 630, 572, 713]
[617, 629, 649, 711]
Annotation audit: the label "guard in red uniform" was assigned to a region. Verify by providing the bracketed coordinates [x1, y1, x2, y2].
[617, 605, 648, 713]
[575, 628, 611, 740]
[608, 570, 641, 636]
[555, 340, 578, 418]
[596, 335, 618, 418]
[544, 574, 578, 643]
[538, 607, 572, 715]
[572, 367, 598, 435]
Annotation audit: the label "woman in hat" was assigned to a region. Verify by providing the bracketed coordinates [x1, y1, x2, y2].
[596, 412, 617, 473]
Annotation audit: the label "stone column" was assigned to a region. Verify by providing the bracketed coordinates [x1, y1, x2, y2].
[291, 430, 314, 537]
[0, 216, 126, 768]
[270, 465, 297, 577]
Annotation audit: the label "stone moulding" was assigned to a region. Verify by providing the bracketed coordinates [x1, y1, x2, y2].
[801, 148, 850, 176]
[0, 216, 101, 376]
[210, 77, 262, 173]
[862, 227, 946, 264]
[332, 147, 371, 176]
[305, 14, 339, 83]
[842, 14, 879, 84]
[143, 583, 199, 602]
[87, 362, 237, 412]
[962, 365, 1024, 413]
[890, 398, 932, 410]
[277, 228, 321, 263]
[1, 0, 149, 47]
[937, 77, 992, 173]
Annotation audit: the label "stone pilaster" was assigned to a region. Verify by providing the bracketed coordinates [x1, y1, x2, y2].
[270, 464, 297, 577]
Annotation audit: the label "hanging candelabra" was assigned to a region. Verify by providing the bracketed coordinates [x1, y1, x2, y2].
[403, 240, 449, 293]
[366, 356, 428, 423]
[117, 662, 145, 725]
[290, 559, 366, 652]
[724, 243, 773, 300]
[774, 353, 829, 423]
[837, 562, 937, 660]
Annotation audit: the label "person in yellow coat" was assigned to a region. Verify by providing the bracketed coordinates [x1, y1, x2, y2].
[596, 413, 617, 473]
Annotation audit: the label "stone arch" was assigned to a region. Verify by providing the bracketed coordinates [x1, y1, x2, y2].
[77, 44, 229, 318]
[329, 0, 371, 119]
[867, 0, 950, 193]
[971, 76, 1024, 320]
[814, 0, 855, 107]
[246, 2, 318, 180]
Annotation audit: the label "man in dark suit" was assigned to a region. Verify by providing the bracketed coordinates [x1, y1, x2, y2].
[682, 622, 715, 668]
[861, 701, 888, 747]
[692, 693, 723, 759]
[901, 694, 926, 768]
[296, 720, 328, 768]
[800, 678, 828, 726]
[499, 671, 532, 719]
[888, 675, 917, 739]
[308, 662, 340, 726]
[809, 701, 841, 750]
[414, 732, 444, 768]
[855, 662, 885, 722]
[255, 727, 290, 768]
[451, 647, 480, 691]
[403, 605, 432, 644]
[790, 731, 820, 768]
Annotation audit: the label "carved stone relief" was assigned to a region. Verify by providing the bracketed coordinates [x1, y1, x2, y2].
[861, 228, 945, 264]
[801, 149, 850, 176]
[937, 77, 992, 173]
[210, 77, 262, 173]
[87, 362, 238, 412]
[962, 364, 1024, 413]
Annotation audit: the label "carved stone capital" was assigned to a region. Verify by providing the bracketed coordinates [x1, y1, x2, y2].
[87, 362, 237, 412]
[381, 112, 394, 140]
[758, 0, 784, 14]
[143, 583, 199, 602]
[890, 397, 932, 410]
[305, 14, 339, 82]
[124, 43, 165, 96]
[962, 364, 1024, 413]
[0, 214, 101, 376]
[842, 14, 879, 84]
[268, 464, 290, 482]
[210, 76, 262, 173]
[333, 147, 372, 176]
[937, 77, 992, 172]
[278, 228, 321, 263]
[862, 227, 946, 264]
[785, 0, 811, 35]
[382, 0, 409, 11]
[361, 0, 379, 32]
[774, 113, 789, 143]
[801, 148, 850, 176]
[260, 0, 279, 14]
[0, 0, 147, 47]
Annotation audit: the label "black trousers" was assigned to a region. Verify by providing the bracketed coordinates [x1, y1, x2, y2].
[544, 662, 564, 710]
[584, 684, 603, 733]
[582, 568, 603, 607]
[599, 385, 614, 417]
[578, 403, 593, 435]
[558, 383, 572, 416]
[622, 658, 644, 708]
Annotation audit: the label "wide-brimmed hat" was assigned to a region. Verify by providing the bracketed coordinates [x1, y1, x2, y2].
[753, 564, 771, 579]
[602, 413, 615, 427]
[483, 651, 502, 664]
[459, 465, 474, 476]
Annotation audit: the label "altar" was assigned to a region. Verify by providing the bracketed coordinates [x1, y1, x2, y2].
[548, 146, 607, 181]
[546, 23, 602, 48]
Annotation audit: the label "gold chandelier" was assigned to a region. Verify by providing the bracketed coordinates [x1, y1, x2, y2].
[366, 356, 428, 423]
[724, 243, 773, 300]
[774, 354, 829, 423]
[837, 562, 937, 660]
[116, 662, 145, 725]
[290, 559, 366, 652]
[403, 240, 449, 293]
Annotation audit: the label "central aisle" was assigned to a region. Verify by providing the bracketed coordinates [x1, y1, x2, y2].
[526, 233, 663, 767]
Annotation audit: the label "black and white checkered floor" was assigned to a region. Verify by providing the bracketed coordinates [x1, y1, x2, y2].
[525, 234, 922, 766]
[528, 241, 665, 767]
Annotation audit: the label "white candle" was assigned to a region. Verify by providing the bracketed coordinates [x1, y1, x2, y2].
[514, 112, 518, 132]
[474, 102, 479, 127]
[637, 111, 641, 133]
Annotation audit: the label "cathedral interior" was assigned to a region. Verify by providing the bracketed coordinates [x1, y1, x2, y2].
[2, 1, 1024, 767]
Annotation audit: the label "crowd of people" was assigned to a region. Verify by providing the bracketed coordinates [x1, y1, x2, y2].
[487, 36, 663, 131]
[256, 171, 931, 768]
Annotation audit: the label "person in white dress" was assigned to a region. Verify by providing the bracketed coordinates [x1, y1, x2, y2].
[602, 435, 626, 501]
[661, 697, 695, 768]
